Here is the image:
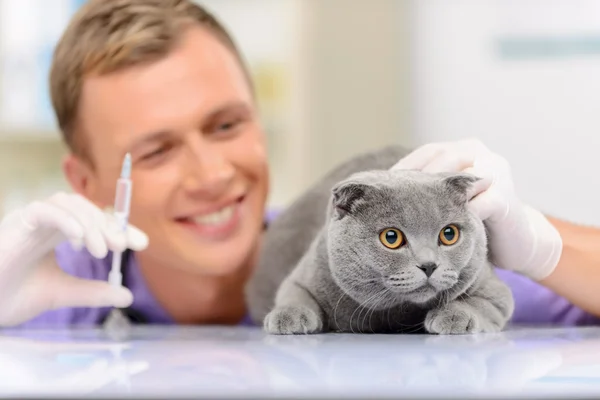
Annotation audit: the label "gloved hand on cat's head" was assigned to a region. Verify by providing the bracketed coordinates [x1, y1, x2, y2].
[391, 138, 562, 281]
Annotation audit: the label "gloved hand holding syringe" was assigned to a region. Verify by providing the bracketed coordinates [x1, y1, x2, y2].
[0, 152, 148, 327]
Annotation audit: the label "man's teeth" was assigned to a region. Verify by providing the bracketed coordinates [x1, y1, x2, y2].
[192, 205, 235, 225]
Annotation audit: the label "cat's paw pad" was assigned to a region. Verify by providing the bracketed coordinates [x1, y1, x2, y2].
[424, 306, 481, 335]
[263, 305, 323, 335]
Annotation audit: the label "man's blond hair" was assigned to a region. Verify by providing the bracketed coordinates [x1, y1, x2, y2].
[50, 0, 249, 161]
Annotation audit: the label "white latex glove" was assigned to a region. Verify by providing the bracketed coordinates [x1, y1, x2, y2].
[0, 192, 148, 327]
[392, 139, 562, 281]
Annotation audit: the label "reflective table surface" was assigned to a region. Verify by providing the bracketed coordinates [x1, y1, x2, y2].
[0, 325, 599, 398]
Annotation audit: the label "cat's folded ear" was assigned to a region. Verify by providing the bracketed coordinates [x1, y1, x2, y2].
[330, 180, 371, 219]
[442, 173, 481, 204]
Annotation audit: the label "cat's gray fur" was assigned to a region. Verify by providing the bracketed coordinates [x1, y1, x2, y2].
[246, 146, 514, 334]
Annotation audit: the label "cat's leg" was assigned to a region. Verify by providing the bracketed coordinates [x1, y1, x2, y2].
[263, 277, 326, 335]
[425, 271, 514, 335]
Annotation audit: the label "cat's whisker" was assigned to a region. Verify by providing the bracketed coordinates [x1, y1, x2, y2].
[380, 290, 394, 331]
[364, 291, 389, 333]
[404, 322, 426, 334]
[387, 308, 425, 333]
[332, 292, 346, 331]
[358, 294, 377, 333]
[370, 299, 386, 333]
[336, 280, 382, 326]
[356, 290, 383, 333]
[380, 290, 398, 332]
[343, 276, 381, 286]
[361, 293, 378, 333]
[387, 297, 399, 332]
[349, 290, 381, 334]
[461, 289, 474, 301]
[376, 290, 396, 332]
[333, 278, 381, 330]
[376, 289, 404, 332]
[453, 277, 475, 300]
[443, 290, 452, 307]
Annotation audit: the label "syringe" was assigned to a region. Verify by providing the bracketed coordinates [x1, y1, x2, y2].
[108, 153, 132, 288]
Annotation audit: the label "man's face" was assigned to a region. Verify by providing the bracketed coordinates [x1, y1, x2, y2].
[68, 26, 269, 276]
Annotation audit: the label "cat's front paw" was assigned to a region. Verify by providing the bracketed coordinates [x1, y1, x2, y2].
[263, 305, 323, 335]
[424, 303, 486, 335]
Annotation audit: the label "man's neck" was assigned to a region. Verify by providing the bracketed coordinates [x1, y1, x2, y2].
[136, 252, 254, 325]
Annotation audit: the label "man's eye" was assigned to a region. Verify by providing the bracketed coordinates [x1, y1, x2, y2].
[217, 120, 238, 131]
[141, 145, 170, 160]
[212, 115, 248, 135]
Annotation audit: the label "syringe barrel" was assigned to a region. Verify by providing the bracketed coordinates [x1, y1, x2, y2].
[113, 178, 131, 227]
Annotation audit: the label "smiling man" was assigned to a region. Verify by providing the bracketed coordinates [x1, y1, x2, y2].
[31, 0, 269, 325]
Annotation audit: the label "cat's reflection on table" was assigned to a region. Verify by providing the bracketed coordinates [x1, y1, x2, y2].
[259, 330, 570, 394]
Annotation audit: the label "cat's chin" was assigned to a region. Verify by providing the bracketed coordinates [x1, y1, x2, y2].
[399, 285, 440, 305]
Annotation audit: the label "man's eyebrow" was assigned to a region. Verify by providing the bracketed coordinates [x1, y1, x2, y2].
[128, 101, 252, 151]
[205, 101, 252, 119]
[130, 130, 171, 152]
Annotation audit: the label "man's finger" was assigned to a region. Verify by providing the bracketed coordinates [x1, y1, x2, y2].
[463, 167, 493, 200]
[47, 195, 108, 259]
[391, 143, 444, 170]
[468, 190, 508, 222]
[421, 150, 477, 173]
[21, 202, 84, 241]
[125, 224, 149, 251]
[50, 273, 133, 310]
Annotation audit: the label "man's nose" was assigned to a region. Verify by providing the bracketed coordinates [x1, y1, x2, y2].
[183, 145, 235, 196]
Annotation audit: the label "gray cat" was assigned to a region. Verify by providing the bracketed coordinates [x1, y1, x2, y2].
[262, 168, 514, 334]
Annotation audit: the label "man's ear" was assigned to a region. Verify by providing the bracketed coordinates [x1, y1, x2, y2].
[62, 154, 99, 199]
[330, 180, 371, 219]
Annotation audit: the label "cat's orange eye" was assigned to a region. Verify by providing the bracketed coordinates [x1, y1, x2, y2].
[439, 225, 460, 246]
[379, 228, 405, 249]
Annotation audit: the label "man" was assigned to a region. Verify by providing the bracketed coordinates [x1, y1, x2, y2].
[0, 0, 598, 328]
[1, 0, 267, 326]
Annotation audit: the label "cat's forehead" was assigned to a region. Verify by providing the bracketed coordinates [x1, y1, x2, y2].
[358, 169, 445, 189]
[379, 170, 450, 201]
[365, 172, 467, 227]
[383, 184, 459, 214]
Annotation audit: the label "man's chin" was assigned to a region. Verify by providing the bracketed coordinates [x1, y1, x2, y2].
[180, 248, 251, 277]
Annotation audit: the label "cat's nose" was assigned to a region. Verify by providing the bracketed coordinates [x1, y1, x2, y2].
[417, 262, 438, 277]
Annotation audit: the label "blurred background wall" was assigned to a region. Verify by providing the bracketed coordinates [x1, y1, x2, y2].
[413, 0, 600, 226]
[0, 0, 599, 225]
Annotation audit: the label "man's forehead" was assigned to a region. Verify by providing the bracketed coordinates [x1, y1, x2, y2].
[77, 28, 253, 156]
